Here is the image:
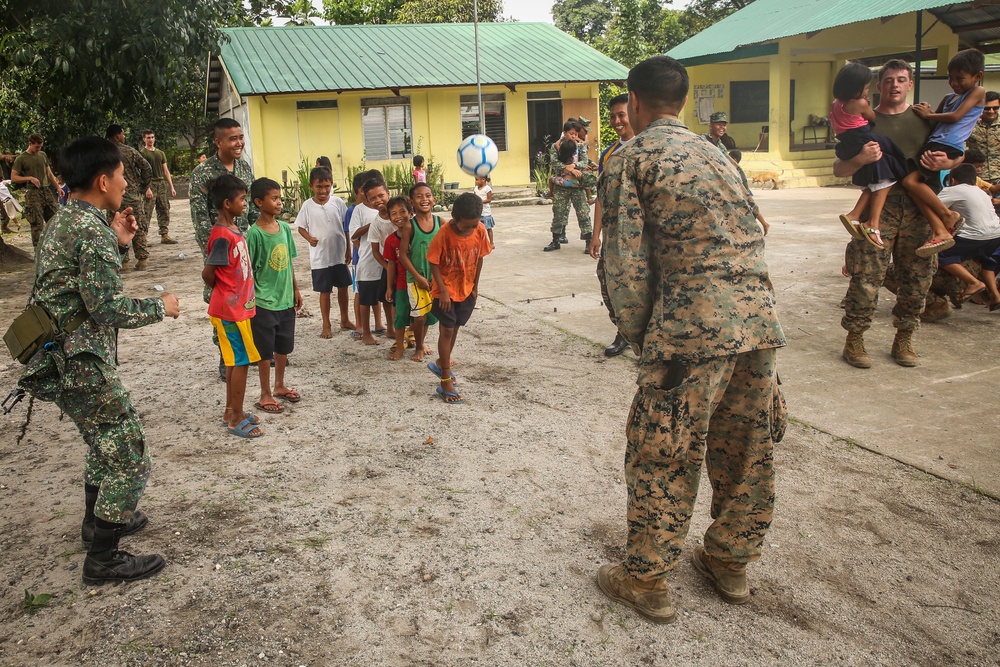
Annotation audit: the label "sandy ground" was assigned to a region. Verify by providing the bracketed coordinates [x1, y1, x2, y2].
[0, 204, 998, 667]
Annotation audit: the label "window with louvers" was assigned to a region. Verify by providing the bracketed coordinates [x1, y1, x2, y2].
[361, 97, 413, 160]
[460, 93, 507, 151]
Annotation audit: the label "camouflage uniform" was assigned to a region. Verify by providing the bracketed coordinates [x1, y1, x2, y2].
[701, 133, 736, 151]
[842, 108, 936, 336]
[550, 152, 597, 238]
[188, 154, 257, 303]
[141, 147, 171, 236]
[112, 142, 152, 261]
[600, 116, 786, 580]
[12, 150, 59, 246]
[968, 120, 1000, 182]
[18, 200, 166, 523]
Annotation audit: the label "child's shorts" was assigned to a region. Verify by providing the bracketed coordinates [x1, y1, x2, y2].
[210, 316, 261, 367]
[250, 306, 296, 360]
[393, 289, 410, 331]
[914, 141, 964, 194]
[481, 215, 495, 230]
[432, 294, 476, 329]
[311, 264, 352, 293]
[357, 272, 390, 307]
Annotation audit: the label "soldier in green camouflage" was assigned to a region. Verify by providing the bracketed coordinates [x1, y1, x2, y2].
[17, 136, 180, 585]
[106, 125, 153, 271]
[140, 129, 178, 244]
[595, 56, 786, 624]
[189, 118, 257, 379]
[544, 138, 597, 252]
[10, 133, 60, 246]
[968, 91, 1000, 183]
[833, 60, 963, 368]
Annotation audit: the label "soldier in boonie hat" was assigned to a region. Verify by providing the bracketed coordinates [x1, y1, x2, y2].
[709, 111, 728, 123]
[704, 111, 736, 149]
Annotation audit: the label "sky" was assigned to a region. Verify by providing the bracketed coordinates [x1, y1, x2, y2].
[502, 0, 694, 24]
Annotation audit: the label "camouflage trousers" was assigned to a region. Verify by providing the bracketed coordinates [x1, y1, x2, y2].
[596, 255, 617, 325]
[144, 179, 170, 236]
[624, 348, 777, 581]
[116, 197, 150, 261]
[842, 195, 936, 334]
[24, 187, 59, 246]
[54, 354, 151, 524]
[550, 185, 592, 237]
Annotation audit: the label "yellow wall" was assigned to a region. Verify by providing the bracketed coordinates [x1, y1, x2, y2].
[245, 83, 599, 193]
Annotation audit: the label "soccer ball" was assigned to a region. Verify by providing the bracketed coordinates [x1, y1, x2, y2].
[457, 134, 499, 177]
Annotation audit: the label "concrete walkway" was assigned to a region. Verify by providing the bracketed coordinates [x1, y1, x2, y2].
[479, 188, 1000, 497]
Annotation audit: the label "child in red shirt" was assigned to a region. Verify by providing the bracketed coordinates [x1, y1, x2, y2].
[383, 196, 414, 360]
[426, 192, 492, 403]
[202, 174, 262, 438]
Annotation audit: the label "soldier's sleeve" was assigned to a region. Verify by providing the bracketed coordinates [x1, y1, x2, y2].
[189, 167, 212, 256]
[601, 153, 654, 351]
[78, 227, 165, 328]
[242, 163, 259, 231]
[136, 150, 152, 191]
[578, 157, 598, 189]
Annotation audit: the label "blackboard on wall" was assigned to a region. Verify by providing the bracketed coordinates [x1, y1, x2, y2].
[730, 80, 795, 123]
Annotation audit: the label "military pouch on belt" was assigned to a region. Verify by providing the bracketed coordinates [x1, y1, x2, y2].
[3, 304, 87, 364]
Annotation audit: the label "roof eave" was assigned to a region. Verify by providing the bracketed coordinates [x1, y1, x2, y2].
[230, 79, 627, 98]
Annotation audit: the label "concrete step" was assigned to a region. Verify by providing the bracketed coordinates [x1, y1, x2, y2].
[493, 196, 547, 208]
[779, 175, 851, 189]
[492, 186, 537, 200]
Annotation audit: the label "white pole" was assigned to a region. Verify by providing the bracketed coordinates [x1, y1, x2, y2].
[474, 0, 485, 134]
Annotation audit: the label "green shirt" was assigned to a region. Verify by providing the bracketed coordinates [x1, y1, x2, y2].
[407, 215, 440, 282]
[12, 151, 50, 188]
[140, 147, 168, 180]
[873, 107, 933, 195]
[246, 220, 298, 311]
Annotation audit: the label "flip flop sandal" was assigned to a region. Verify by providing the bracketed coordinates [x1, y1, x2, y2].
[948, 217, 966, 235]
[221, 410, 259, 426]
[228, 416, 264, 438]
[859, 226, 885, 249]
[275, 389, 301, 403]
[349, 330, 363, 340]
[436, 386, 465, 404]
[374, 328, 387, 336]
[915, 237, 956, 258]
[839, 214, 864, 240]
[254, 400, 284, 414]
[427, 361, 456, 382]
[957, 287, 987, 304]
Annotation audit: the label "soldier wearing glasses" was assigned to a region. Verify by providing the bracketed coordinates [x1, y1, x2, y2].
[969, 91, 1000, 183]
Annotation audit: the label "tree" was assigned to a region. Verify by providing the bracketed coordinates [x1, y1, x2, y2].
[552, 0, 613, 45]
[395, 0, 504, 24]
[282, 0, 323, 25]
[322, 0, 408, 25]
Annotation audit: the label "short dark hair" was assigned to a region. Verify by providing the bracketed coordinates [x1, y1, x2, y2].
[451, 192, 483, 221]
[363, 178, 388, 196]
[310, 166, 333, 184]
[948, 48, 985, 76]
[964, 148, 986, 164]
[877, 59, 912, 83]
[729, 149, 743, 164]
[141, 129, 154, 138]
[558, 140, 577, 164]
[387, 195, 412, 215]
[316, 155, 332, 169]
[413, 155, 425, 167]
[628, 56, 689, 108]
[562, 120, 580, 133]
[207, 173, 247, 210]
[28, 133, 43, 144]
[986, 91, 1000, 104]
[213, 117, 242, 137]
[59, 136, 122, 191]
[250, 177, 281, 203]
[948, 163, 978, 186]
[833, 62, 873, 102]
[104, 124, 124, 140]
[608, 93, 628, 110]
[409, 182, 433, 198]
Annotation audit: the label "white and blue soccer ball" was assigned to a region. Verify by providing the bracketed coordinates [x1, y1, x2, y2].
[457, 134, 499, 177]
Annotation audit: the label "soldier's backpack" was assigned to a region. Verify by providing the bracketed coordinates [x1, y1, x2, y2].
[3, 303, 87, 364]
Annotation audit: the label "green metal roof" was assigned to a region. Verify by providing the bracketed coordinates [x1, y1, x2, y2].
[667, 0, 961, 64]
[217, 23, 628, 96]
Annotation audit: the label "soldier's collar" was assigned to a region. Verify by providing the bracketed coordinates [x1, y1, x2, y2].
[68, 198, 108, 222]
[648, 117, 685, 130]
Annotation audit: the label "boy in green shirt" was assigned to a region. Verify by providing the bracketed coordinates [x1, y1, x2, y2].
[246, 178, 303, 414]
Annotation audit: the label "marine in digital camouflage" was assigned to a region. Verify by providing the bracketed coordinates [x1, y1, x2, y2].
[550, 152, 597, 238]
[23, 187, 58, 246]
[112, 140, 152, 261]
[599, 115, 785, 579]
[968, 119, 1000, 182]
[188, 154, 257, 256]
[19, 200, 165, 522]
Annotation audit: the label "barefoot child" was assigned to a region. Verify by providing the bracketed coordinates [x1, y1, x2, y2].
[295, 167, 353, 338]
[427, 192, 492, 404]
[907, 48, 987, 257]
[364, 179, 398, 343]
[474, 175, 496, 248]
[349, 174, 389, 345]
[202, 174, 263, 438]
[831, 62, 910, 249]
[247, 178, 303, 414]
[400, 183, 441, 362]
[383, 196, 415, 360]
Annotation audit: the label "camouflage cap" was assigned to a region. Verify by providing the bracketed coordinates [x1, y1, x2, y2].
[710, 112, 729, 124]
[577, 116, 592, 129]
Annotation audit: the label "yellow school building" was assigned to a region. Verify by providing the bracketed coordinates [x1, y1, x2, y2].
[667, 0, 1000, 188]
[207, 23, 628, 191]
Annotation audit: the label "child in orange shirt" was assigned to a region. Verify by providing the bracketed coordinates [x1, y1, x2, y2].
[426, 192, 492, 404]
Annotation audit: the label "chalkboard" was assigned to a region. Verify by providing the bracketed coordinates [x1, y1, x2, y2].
[729, 80, 795, 123]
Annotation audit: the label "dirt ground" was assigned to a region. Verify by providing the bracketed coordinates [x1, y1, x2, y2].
[0, 206, 997, 667]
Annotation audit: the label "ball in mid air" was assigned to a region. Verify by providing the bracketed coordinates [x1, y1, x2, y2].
[457, 134, 499, 177]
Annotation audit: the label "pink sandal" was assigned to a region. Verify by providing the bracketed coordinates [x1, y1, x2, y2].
[915, 237, 955, 258]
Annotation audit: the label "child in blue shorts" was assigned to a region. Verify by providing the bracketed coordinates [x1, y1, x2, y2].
[474, 175, 495, 248]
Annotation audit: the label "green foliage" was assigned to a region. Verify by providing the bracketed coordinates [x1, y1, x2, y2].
[295, 157, 312, 208]
[322, 0, 407, 25]
[396, 0, 503, 23]
[22, 590, 52, 615]
[282, 0, 322, 25]
[553, 0, 613, 44]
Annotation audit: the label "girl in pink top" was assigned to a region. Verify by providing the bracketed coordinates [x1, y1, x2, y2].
[832, 62, 909, 249]
[412, 155, 427, 184]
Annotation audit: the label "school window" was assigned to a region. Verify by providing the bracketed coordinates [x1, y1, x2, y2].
[460, 93, 508, 151]
[361, 97, 413, 161]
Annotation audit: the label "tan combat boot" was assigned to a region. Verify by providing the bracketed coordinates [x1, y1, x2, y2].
[691, 547, 750, 605]
[596, 564, 676, 624]
[842, 332, 871, 368]
[891, 329, 918, 367]
[134, 259, 148, 271]
[120, 258, 132, 273]
[161, 234, 177, 245]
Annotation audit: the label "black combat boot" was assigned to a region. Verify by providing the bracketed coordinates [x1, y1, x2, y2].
[82, 519, 165, 586]
[81, 497, 149, 548]
[558, 233, 569, 244]
[581, 232, 593, 253]
[604, 333, 629, 357]
[543, 235, 561, 252]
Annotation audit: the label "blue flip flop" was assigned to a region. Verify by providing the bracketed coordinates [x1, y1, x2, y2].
[436, 386, 465, 404]
[427, 361, 456, 382]
[221, 411, 259, 427]
[228, 416, 264, 438]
